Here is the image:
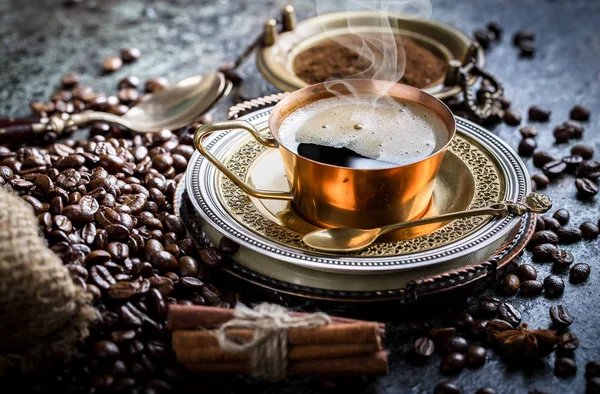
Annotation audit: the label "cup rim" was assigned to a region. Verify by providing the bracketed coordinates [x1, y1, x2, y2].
[269, 79, 457, 171]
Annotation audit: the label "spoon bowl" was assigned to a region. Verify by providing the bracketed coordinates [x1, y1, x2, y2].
[302, 227, 382, 252]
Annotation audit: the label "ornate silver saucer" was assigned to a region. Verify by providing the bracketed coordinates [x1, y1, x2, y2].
[183, 105, 530, 275]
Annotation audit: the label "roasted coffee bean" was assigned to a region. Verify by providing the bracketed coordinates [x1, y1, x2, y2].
[535, 216, 545, 231]
[550, 249, 573, 273]
[118, 75, 140, 89]
[497, 302, 521, 326]
[554, 357, 577, 377]
[519, 126, 538, 138]
[517, 264, 537, 281]
[571, 144, 594, 160]
[465, 346, 487, 368]
[149, 276, 174, 296]
[53, 214, 73, 233]
[474, 29, 493, 49]
[146, 288, 167, 319]
[556, 226, 582, 244]
[485, 319, 514, 334]
[550, 305, 573, 329]
[589, 379, 600, 393]
[478, 296, 501, 315]
[106, 224, 130, 242]
[449, 311, 474, 331]
[570, 105, 591, 121]
[543, 216, 562, 232]
[542, 160, 567, 177]
[444, 336, 468, 354]
[552, 209, 570, 225]
[528, 105, 551, 122]
[575, 177, 599, 198]
[518, 39, 536, 57]
[108, 281, 140, 300]
[107, 242, 129, 262]
[93, 340, 120, 358]
[219, 237, 240, 254]
[557, 332, 579, 355]
[500, 274, 520, 295]
[179, 276, 204, 293]
[586, 361, 600, 379]
[61, 73, 80, 88]
[120, 47, 141, 62]
[533, 151, 559, 168]
[513, 29, 535, 45]
[103, 56, 123, 73]
[544, 275, 565, 298]
[110, 329, 136, 344]
[570, 263, 591, 284]
[145, 77, 168, 93]
[578, 160, 600, 180]
[440, 352, 465, 375]
[150, 250, 178, 272]
[475, 388, 496, 394]
[519, 280, 543, 296]
[200, 247, 224, 266]
[90, 265, 116, 290]
[562, 155, 583, 173]
[433, 382, 461, 394]
[528, 230, 559, 248]
[85, 249, 111, 265]
[177, 256, 199, 277]
[518, 138, 537, 156]
[531, 173, 549, 189]
[413, 337, 435, 358]
[580, 221, 599, 239]
[503, 109, 521, 126]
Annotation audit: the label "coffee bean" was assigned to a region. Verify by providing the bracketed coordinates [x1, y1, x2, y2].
[503, 109, 521, 126]
[535, 216, 545, 232]
[520, 280, 543, 296]
[570, 105, 590, 121]
[528, 105, 551, 122]
[498, 302, 521, 326]
[103, 56, 123, 73]
[562, 155, 584, 173]
[120, 47, 141, 62]
[500, 274, 520, 295]
[551, 249, 574, 272]
[465, 346, 487, 368]
[440, 352, 465, 375]
[478, 296, 501, 315]
[145, 77, 168, 93]
[556, 226, 582, 244]
[444, 336, 468, 354]
[534, 152, 559, 169]
[517, 264, 537, 281]
[150, 251, 178, 272]
[542, 160, 567, 177]
[107, 242, 129, 262]
[475, 388, 496, 394]
[200, 247, 224, 266]
[178, 256, 199, 277]
[117, 88, 139, 104]
[449, 311, 474, 331]
[550, 305, 573, 329]
[570, 145, 594, 161]
[513, 29, 535, 45]
[587, 377, 600, 394]
[413, 337, 435, 358]
[434, 382, 461, 394]
[551, 209, 569, 225]
[85, 249, 111, 265]
[146, 288, 167, 319]
[219, 237, 240, 254]
[543, 217, 562, 232]
[118, 76, 140, 89]
[557, 332, 579, 356]
[543, 275, 565, 298]
[486, 319, 514, 333]
[106, 224, 131, 242]
[518, 138, 537, 156]
[94, 340, 120, 358]
[587, 361, 600, 379]
[579, 222, 599, 239]
[519, 126, 538, 138]
[569, 263, 591, 284]
[531, 173, 549, 189]
[529, 230, 559, 249]
[90, 265, 116, 290]
[578, 160, 600, 180]
[53, 214, 73, 233]
[108, 281, 141, 300]
[474, 29, 493, 49]
[60, 73, 80, 88]
[555, 357, 577, 377]
[575, 178, 599, 198]
[518, 39, 536, 57]
[179, 276, 204, 293]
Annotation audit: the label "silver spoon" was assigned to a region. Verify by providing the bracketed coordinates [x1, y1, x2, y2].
[0, 72, 232, 144]
[302, 193, 552, 253]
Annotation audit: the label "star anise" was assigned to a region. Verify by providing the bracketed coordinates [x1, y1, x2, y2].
[493, 323, 558, 358]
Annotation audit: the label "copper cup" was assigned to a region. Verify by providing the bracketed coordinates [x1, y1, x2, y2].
[193, 80, 456, 229]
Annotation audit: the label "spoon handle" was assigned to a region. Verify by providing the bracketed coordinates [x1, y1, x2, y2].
[378, 192, 553, 236]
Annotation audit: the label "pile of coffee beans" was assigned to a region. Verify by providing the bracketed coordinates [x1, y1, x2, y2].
[0, 75, 231, 392]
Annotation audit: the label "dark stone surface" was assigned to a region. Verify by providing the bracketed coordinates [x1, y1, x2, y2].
[1, 0, 599, 393]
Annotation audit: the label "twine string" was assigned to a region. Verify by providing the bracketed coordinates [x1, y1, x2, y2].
[216, 303, 332, 381]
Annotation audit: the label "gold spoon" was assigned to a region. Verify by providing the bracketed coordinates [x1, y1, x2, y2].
[302, 193, 552, 253]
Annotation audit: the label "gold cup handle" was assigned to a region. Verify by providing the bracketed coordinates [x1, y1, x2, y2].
[193, 120, 292, 201]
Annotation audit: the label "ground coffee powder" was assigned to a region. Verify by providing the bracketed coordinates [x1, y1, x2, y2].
[293, 35, 447, 88]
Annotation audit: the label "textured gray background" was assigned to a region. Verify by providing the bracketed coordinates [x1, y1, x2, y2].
[1, 0, 599, 393]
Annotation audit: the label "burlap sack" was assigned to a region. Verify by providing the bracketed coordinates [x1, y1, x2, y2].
[0, 189, 96, 375]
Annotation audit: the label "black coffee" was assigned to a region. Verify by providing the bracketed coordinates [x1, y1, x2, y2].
[297, 143, 398, 169]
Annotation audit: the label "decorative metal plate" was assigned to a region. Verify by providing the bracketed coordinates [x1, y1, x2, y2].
[184, 108, 530, 274]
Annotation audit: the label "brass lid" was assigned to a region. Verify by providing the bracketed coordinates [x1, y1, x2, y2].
[256, 8, 484, 99]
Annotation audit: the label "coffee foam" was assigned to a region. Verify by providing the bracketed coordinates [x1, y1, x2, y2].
[278, 95, 448, 166]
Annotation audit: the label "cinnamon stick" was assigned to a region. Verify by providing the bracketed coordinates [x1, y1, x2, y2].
[174, 342, 382, 363]
[167, 305, 385, 335]
[183, 351, 389, 376]
[173, 323, 380, 347]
